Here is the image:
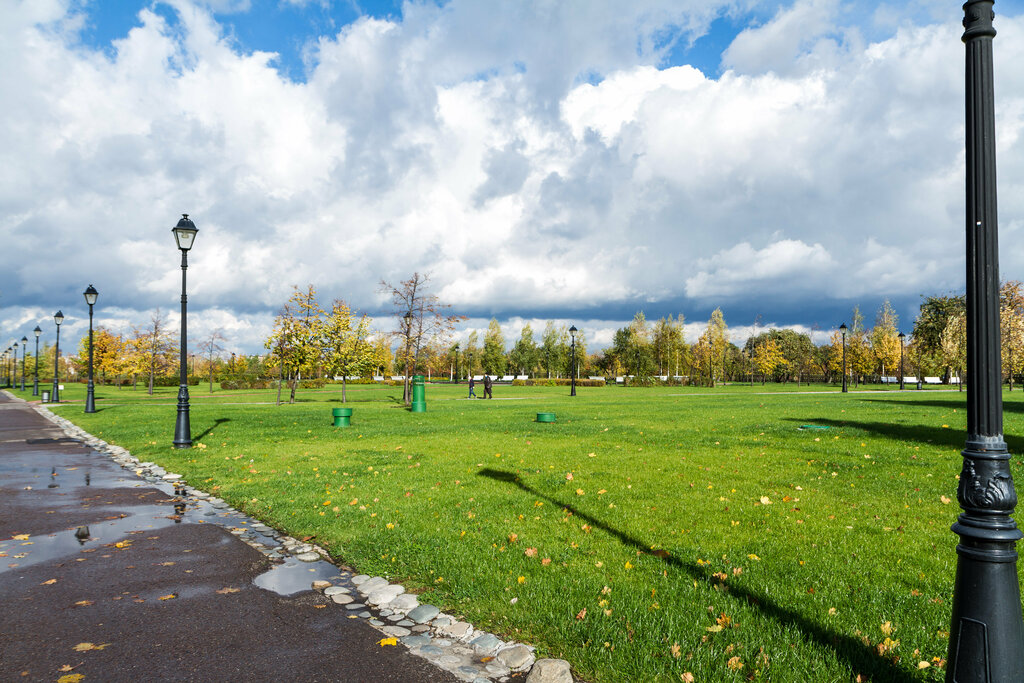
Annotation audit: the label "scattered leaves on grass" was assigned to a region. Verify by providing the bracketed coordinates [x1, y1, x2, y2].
[681, 673, 694, 682]
[726, 656, 743, 671]
[525, 547, 537, 557]
[941, 496, 952, 505]
[670, 643, 681, 659]
[576, 608, 587, 620]
[517, 576, 526, 584]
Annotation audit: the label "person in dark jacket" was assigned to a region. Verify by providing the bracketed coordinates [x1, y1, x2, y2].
[468, 376, 477, 398]
[483, 375, 493, 399]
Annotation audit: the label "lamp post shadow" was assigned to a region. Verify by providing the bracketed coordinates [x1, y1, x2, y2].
[477, 467, 915, 683]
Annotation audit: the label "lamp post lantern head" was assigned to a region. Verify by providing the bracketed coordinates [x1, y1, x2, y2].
[839, 323, 847, 335]
[569, 325, 577, 339]
[33, 326, 41, 338]
[21, 336, 27, 345]
[83, 285, 98, 306]
[172, 214, 198, 251]
[54, 310, 64, 327]
[898, 331, 905, 341]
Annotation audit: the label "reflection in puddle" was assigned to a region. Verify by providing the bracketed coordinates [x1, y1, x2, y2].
[2, 445, 345, 598]
[253, 557, 341, 596]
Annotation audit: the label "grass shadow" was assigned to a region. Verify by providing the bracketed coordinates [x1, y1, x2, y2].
[478, 468, 915, 683]
[783, 417, 1024, 455]
[863, 396, 1024, 416]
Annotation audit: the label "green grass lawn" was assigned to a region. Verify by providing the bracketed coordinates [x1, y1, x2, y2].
[13, 380, 1022, 682]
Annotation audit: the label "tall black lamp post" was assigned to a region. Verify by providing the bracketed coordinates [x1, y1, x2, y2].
[947, 3, 1024, 678]
[898, 332, 906, 391]
[32, 326, 41, 396]
[569, 325, 577, 397]
[12, 342, 17, 390]
[20, 336, 27, 391]
[51, 310, 63, 402]
[3, 347, 8, 388]
[83, 285, 98, 413]
[172, 214, 198, 448]
[839, 323, 848, 393]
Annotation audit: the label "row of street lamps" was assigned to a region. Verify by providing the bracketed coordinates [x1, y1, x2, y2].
[3, 215, 197, 448]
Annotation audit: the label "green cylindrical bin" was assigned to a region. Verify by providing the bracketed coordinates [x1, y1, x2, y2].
[411, 375, 426, 413]
[536, 412, 556, 423]
[332, 407, 353, 427]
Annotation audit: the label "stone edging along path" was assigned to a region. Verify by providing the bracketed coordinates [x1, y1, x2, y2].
[28, 400, 576, 683]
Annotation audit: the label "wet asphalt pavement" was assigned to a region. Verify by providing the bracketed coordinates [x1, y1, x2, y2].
[0, 393, 457, 682]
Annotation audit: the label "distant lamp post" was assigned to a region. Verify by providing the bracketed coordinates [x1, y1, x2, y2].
[839, 323, 848, 393]
[11, 342, 17, 391]
[898, 332, 906, 391]
[83, 285, 98, 413]
[403, 311, 413, 404]
[453, 343, 460, 384]
[569, 325, 578, 397]
[20, 336, 27, 391]
[946, 3, 1024, 678]
[52, 310, 63, 402]
[172, 213, 198, 448]
[32, 326, 41, 396]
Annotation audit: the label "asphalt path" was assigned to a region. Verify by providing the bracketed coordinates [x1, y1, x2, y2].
[0, 392, 457, 683]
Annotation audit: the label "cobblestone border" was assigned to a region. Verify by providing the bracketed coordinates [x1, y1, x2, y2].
[25, 398, 574, 683]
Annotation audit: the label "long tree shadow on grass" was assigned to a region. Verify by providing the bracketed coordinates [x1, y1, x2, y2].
[192, 418, 230, 443]
[783, 417, 1024, 455]
[863, 396, 1024, 416]
[478, 468, 915, 683]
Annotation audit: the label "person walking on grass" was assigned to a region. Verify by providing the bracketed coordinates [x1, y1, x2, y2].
[468, 376, 477, 399]
[483, 374, 493, 399]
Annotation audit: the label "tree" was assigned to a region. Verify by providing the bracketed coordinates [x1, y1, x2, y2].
[941, 312, 967, 391]
[652, 316, 685, 376]
[1001, 281, 1024, 390]
[481, 319, 506, 375]
[130, 310, 177, 395]
[540, 322, 563, 378]
[197, 329, 227, 393]
[753, 337, 785, 384]
[462, 331, 480, 379]
[322, 299, 374, 402]
[380, 272, 465, 405]
[509, 324, 539, 376]
[75, 328, 127, 386]
[265, 285, 324, 404]
[870, 300, 901, 378]
[696, 308, 729, 386]
[913, 293, 965, 382]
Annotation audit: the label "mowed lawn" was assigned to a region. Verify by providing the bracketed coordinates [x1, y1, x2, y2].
[25, 381, 1024, 682]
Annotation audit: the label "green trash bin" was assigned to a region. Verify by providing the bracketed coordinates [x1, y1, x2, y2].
[536, 412, 556, 423]
[411, 375, 426, 413]
[332, 407, 353, 427]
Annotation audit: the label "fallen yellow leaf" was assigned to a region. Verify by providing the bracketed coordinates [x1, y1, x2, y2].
[12, 534, 30, 540]
[216, 587, 241, 594]
[378, 637, 398, 646]
[706, 625, 723, 633]
[41, 578, 58, 585]
[58, 675, 86, 683]
[73, 642, 111, 652]
[158, 594, 176, 601]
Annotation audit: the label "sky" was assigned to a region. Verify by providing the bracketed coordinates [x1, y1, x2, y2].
[3, 0, 1024, 357]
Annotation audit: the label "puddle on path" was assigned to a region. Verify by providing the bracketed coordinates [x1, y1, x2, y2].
[1, 446, 339, 597]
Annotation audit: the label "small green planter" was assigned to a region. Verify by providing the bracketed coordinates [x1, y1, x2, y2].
[332, 407, 353, 427]
[411, 375, 426, 413]
[536, 412, 556, 423]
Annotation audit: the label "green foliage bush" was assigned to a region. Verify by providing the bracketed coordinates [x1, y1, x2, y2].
[219, 379, 271, 390]
[510, 378, 606, 387]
